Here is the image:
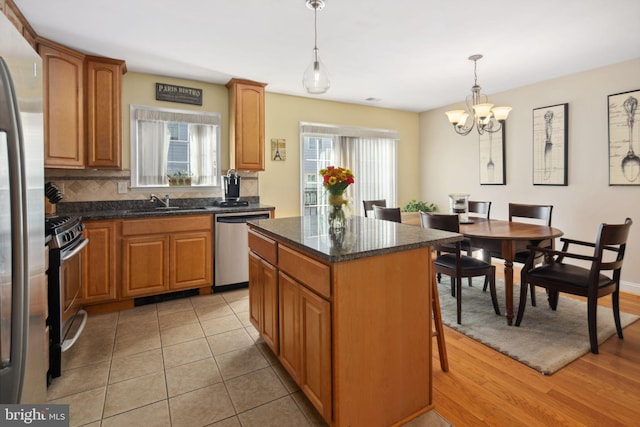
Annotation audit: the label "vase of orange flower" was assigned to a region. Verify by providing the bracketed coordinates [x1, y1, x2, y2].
[319, 166, 355, 232]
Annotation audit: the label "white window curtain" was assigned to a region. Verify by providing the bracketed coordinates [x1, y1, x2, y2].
[335, 136, 398, 214]
[137, 120, 169, 186]
[189, 123, 216, 185]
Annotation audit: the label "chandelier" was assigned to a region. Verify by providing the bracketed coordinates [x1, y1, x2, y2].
[445, 54, 511, 135]
[302, 0, 330, 94]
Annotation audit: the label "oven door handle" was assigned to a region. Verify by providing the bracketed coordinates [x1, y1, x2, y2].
[61, 238, 89, 262]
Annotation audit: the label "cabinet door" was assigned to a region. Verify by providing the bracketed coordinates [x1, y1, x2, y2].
[81, 220, 117, 304]
[299, 285, 332, 422]
[85, 57, 124, 169]
[248, 251, 263, 330]
[170, 231, 212, 290]
[278, 272, 300, 383]
[227, 79, 266, 171]
[39, 40, 85, 168]
[261, 257, 278, 352]
[121, 236, 169, 298]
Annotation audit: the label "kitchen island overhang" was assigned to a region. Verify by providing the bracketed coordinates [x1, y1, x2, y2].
[247, 215, 461, 426]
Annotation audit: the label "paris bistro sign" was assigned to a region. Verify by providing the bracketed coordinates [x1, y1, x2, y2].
[156, 83, 203, 105]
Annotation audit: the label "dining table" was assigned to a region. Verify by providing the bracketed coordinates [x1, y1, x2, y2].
[401, 213, 564, 325]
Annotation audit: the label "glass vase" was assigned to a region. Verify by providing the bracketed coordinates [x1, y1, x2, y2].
[328, 193, 347, 232]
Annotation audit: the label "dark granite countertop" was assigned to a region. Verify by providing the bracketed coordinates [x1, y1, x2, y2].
[54, 198, 275, 221]
[248, 215, 462, 263]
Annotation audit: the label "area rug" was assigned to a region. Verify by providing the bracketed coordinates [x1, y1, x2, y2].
[437, 278, 639, 375]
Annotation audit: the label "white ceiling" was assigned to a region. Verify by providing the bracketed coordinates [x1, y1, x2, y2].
[14, 0, 640, 112]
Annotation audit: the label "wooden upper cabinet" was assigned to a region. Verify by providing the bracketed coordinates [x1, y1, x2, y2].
[86, 56, 126, 169]
[38, 38, 85, 169]
[227, 78, 267, 171]
[38, 37, 126, 169]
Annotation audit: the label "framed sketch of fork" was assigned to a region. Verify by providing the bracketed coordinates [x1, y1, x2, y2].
[533, 103, 568, 186]
[609, 89, 640, 185]
[479, 121, 506, 185]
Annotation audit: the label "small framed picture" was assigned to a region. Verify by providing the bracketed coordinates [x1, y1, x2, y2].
[608, 89, 640, 185]
[271, 138, 286, 161]
[479, 122, 506, 185]
[532, 103, 568, 186]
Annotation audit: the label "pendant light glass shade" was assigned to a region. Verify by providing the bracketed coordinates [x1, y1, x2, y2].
[303, 47, 330, 94]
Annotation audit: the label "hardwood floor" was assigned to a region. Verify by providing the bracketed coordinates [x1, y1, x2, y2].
[431, 266, 640, 427]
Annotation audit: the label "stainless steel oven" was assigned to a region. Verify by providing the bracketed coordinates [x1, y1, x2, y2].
[45, 215, 88, 381]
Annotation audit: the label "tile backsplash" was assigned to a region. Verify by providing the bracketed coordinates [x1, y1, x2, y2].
[45, 169, 259, 202]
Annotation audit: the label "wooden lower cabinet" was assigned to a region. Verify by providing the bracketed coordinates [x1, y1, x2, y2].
[248, 251, 278, 352]
[121, 215, 213, 299]
[279, 272, 331, 421]
[81, 220, 117, 304]
[121, 235, 170, 298]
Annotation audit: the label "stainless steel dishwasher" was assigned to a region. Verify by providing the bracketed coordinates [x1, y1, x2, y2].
[214, 211, 271, 291]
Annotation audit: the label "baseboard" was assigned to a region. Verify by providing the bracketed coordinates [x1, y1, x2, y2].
[621, 281, 640, 295]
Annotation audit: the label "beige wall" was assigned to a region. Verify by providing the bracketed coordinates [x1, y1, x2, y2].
[419, 58, 640, 291]
[261, 93, 420, 218]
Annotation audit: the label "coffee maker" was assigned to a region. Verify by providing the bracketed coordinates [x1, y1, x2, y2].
[224, 169, 240, 200]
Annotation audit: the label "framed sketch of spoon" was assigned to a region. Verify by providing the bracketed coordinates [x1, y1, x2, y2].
[609, 89, 640, 186]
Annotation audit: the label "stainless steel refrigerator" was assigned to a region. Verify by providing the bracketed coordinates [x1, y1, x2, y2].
[0, 12, 47, 404]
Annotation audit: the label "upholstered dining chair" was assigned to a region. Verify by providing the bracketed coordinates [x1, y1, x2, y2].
[363, 199, 387, 217]
[372, 205, 401, 223]
[516, 218, 632, 354]
[420, 211, 500, 324]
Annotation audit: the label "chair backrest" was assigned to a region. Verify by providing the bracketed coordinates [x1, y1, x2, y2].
[372, 205, 401, 223]
[594, 218, 633, 275]
[509, 203, 552, 226]
[468, 201, 491, 218]
[363, 199, 387, 217]
[419, 212, 460, 253]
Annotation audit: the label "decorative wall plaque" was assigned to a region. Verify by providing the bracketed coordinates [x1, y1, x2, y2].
[156, 83, 203, 105]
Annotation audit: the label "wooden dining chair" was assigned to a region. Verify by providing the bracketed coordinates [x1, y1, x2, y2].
[503, 203, 554, 306]
[372, 205, 401, 223]
[363, 199, 387, 217]
[420, 212, 500, 324]
[463, 201, 492, 286]
[516, 218, 632, 354]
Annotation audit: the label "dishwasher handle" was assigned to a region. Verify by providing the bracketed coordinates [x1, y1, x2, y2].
[216, 213, 270, 224]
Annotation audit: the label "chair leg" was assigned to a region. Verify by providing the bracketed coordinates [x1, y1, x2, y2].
[450, 276, 455, 297]
[431, 269, 448, 372]
[488, 269, 500, 315]
[587, 296, 599, 354]
[530, 284, 537, 306]
[547, 290, 559, 310]
[456, 277, 462, 325]
[515, 280, 528, 326]
[467, 248, 473, 287]
[612, 290, 624, 339]
[482, 251, 491, 292]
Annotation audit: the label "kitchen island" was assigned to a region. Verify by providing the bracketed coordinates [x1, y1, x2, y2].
[247, 215, 461, 426]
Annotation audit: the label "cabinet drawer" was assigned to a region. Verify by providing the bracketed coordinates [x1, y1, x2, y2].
[278, 245, 330, 299]
[121, 215, 212, 236]
[248, 229, 277, 264]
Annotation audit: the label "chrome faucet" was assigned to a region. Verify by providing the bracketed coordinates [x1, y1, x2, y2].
[150, 194, 170, 207]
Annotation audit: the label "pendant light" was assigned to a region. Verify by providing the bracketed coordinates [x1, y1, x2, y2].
[303, 0, 330, 94]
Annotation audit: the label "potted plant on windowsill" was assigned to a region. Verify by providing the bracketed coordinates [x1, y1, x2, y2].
[168, 171, 192, 186]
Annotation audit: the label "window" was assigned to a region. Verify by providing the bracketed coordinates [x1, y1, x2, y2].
[130, 105, 221, 188]
[300, 123, 399, 216]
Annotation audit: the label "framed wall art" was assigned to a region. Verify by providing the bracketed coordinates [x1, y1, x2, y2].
[479, 122, 506, 185]
[608, 89, 640, 185]
[271, 138, 286, 161]
[532, 103, 568, 185]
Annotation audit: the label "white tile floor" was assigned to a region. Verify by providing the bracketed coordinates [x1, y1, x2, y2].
[47, 288, 451, 426]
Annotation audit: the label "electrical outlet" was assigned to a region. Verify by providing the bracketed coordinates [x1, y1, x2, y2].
[117, 182, 128, 194]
